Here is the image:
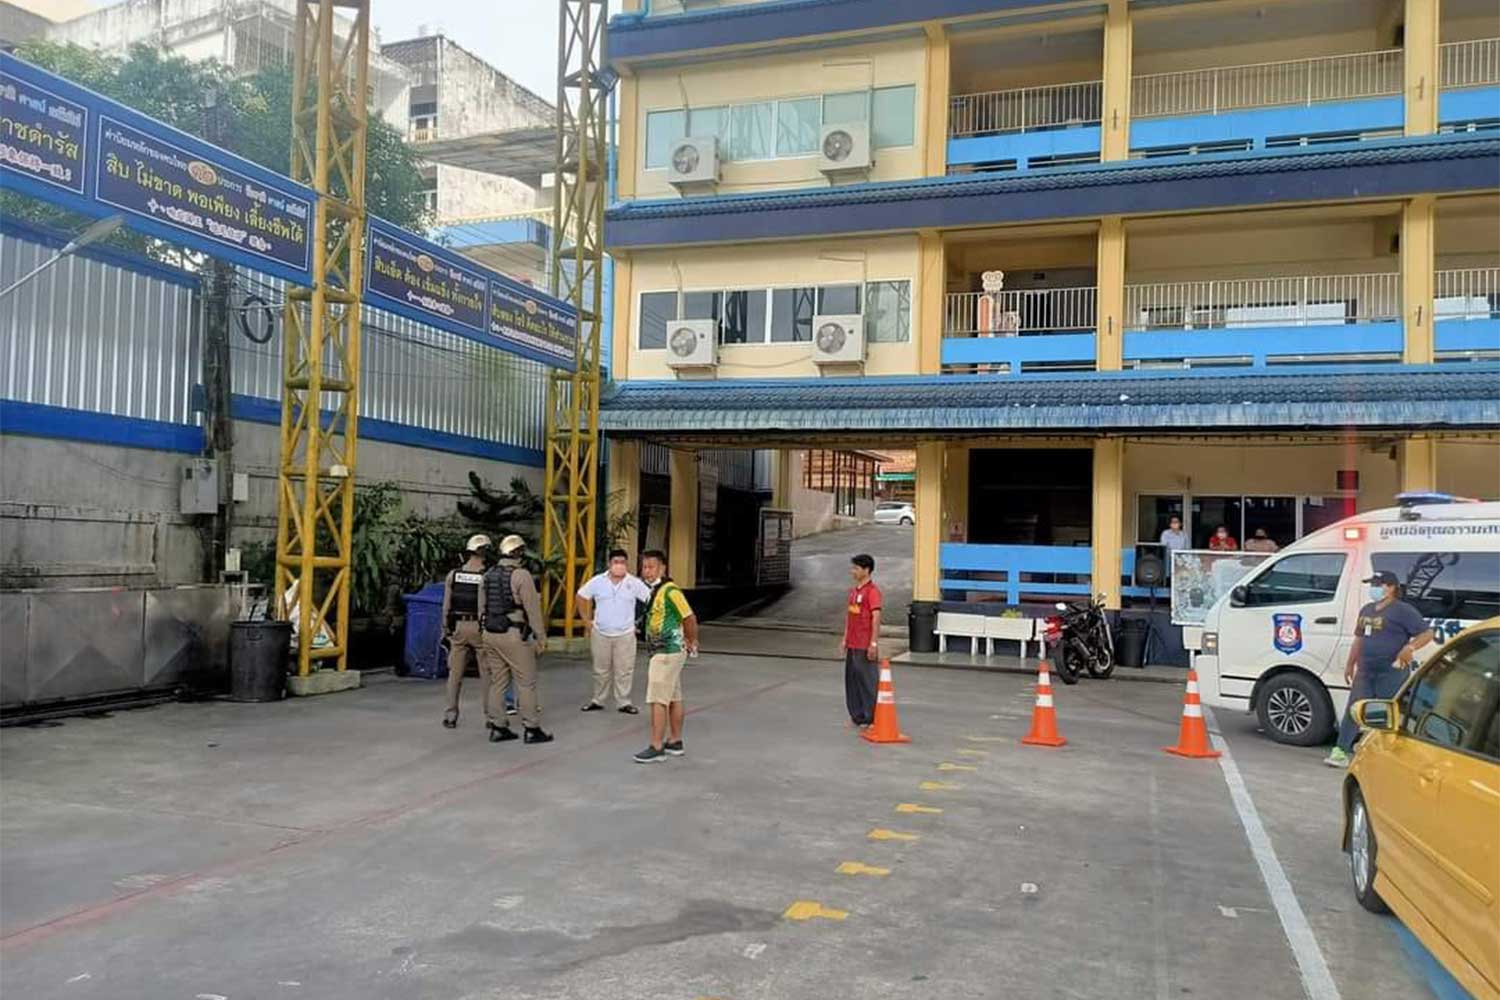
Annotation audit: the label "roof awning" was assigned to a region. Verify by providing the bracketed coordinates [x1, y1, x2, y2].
[412, 126, 556, 185]
[599, 365, 1500, 440]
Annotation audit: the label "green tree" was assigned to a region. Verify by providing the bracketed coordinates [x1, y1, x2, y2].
[5, 41, 430, 246]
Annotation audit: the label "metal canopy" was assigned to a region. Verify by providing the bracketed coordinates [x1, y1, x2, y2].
[412, 126, 557, 185]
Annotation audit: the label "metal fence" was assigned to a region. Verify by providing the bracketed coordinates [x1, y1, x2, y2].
[944, 287, 1098, 335]
[1124, 273, 1401, 329]
[949, 80, 1103, 136]
[1440, 38, 1500, 90]
[640, 442, 770, 493]
[0, 229, 200, 425]
[1435, 267, 1500, 320]
[1131, 48, 1404, 119]
[231, 268, 546, 451]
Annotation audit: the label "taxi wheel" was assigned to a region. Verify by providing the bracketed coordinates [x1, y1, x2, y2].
[1256, 672, 1332, 746]
[1348, 786, 1389, 914]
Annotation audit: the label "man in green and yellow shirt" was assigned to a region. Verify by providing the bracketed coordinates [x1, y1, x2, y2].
[634, 549, 698, 764]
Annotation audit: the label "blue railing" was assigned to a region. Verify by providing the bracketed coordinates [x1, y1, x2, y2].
[940, 543, 1149, 604]
[940, 332, 1096, 371]
[1123, 323, 1404, 367]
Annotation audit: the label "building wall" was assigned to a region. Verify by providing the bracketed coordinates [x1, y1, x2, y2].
[629, 37, 929, 199]
[1437, 439, 1500, 498]
[434, 165, 538, 223]
[1126, 216, 1400, 282]
[625, 235, 922, 379]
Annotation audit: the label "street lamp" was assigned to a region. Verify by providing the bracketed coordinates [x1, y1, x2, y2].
[0, 214, 126, 301]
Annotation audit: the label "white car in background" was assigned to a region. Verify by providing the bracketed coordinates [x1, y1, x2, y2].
[873, 502, 915, 526]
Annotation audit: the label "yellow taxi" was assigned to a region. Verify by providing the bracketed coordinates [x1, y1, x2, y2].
[1342, 617, 1500, 1000]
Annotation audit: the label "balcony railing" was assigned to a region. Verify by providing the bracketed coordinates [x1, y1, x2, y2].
[944, 286, 1098, 335]
[1132, 48, 1403, 119]
[1440, 38, 1500, 89]
[1436, 267, 1500, 320]
[1124, 273, 1400, 329]
[950, 81, 1103, 137]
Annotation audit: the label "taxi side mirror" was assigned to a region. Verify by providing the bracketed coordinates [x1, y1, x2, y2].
[1352, 699, 1397, 732]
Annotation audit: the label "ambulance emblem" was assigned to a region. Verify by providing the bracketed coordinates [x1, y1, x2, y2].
[1273, 613, 1303, 655]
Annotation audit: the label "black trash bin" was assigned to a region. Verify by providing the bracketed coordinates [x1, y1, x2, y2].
[908, 600, 939, 654]
[1115, 616, 1149, 669]
[230, 620, 291, 702]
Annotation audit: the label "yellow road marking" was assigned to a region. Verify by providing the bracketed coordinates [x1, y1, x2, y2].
[937, 762, 978, 772]
[895, 803, 943, 814]
[868, 828, 921, 842]
[919, 780, 961, 791]
[783, 900, 848, 922]
[956, 748, 990, 757]
[836, 861, 891, 877]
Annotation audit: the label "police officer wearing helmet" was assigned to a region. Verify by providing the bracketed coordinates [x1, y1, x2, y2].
[481, 535, 553, 744]
[441, 534, 493, 731]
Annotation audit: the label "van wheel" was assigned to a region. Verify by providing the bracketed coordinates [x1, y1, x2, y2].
[900, 516, 913, 526]
[1256, 673, 1332, 746]
[1348, 787, 1388, 914]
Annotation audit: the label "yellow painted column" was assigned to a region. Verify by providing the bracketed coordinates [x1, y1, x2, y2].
[668, 448, 699, 588]
[1398, 436, 1439, 493]
[1092, 438, 1125, 610]
[914, 441, 944, 600]
[611, 253, 633, 380]
[1403, 0, 1441, 135]
[1401, 195, 1436, 364]
[607, 439, 642, 558]
[922, 22, 951, 178]
[616, 73, 639, 199]
[918, 230, 945, 375]
[944, 443, 969, 542]
[771, 449, 794, 509]
[1096, 217, 1126, 371]
[1101, 0, 1133, 162]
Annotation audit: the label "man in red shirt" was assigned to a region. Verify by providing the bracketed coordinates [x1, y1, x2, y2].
[841, 553, 883, 727]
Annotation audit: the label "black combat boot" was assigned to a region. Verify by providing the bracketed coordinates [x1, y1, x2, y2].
[489, 725, 518, 743]
[524, 726, 554, 744]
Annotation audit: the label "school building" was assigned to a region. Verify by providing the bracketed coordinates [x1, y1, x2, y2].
[598, 0, 1500, 614]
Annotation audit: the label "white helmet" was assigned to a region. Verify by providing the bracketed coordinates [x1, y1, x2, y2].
[498, 534, 526, 556]
[465, 534, 493, 553]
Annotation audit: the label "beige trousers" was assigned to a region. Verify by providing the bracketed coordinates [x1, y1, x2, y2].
[589, 631, 638, 707]
[482, 628, 541, 729]
[444, 620, 493, 722]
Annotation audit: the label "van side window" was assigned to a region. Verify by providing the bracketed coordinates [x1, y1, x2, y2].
[1370, 552, 1500, 622]
[1400, 632, 1500, 759]
[1239, 553, 1346, 606]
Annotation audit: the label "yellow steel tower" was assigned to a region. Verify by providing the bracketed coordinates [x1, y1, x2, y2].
[273, 0, 370, 675]
[543, 0, 608, 637]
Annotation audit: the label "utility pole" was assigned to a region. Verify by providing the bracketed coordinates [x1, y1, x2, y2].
[202, 82, 235, 583]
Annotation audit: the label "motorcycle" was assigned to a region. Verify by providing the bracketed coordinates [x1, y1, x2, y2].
[1042, 593, 1116, 684]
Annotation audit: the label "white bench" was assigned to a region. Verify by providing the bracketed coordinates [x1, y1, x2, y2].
[935, 611, 987, 654]
[985, 616, 1039, 665]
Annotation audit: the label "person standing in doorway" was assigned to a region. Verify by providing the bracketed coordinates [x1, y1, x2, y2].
[1208, 525, 1239, 551]
[1325, 571, 1433, 767]
[1159, 515, 1188, 555]
[481, 535, 553, 745]
[440, 534, 491, 731]
[1244, 528, 1279, 553]
[577, 548, 652, 714]
[842, 553, 882, 728]
[633, 549, 698, 764]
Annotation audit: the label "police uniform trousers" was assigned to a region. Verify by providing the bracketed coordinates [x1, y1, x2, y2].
[482, 627, 541, 729]
[445, 619, 494, 722]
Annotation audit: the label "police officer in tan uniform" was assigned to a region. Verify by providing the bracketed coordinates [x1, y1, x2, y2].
[481, 535, 553, 744]
[441, 534, 492, 731]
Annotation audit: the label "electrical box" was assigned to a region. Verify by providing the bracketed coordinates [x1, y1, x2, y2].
[179, 458, 219, 514]
[231, 471, 250, 503]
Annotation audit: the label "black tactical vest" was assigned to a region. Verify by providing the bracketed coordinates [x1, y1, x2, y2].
[483, 559, 521, 633]
[448, 570, 482, 619]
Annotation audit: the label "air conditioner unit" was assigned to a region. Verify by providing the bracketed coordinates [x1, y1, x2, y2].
[666, 136, 719, 193]
[818, 122, 872, 179]
[811, 314, 864, 368]
[665, 318, 717, 370]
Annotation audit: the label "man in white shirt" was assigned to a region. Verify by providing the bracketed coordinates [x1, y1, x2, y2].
[1159, 515, 1188, 554]
[576, 548, 653, 714]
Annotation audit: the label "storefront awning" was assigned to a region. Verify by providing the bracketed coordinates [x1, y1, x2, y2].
[599, 364, 1500, 438]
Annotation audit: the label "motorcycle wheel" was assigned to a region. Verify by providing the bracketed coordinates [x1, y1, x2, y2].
[1086, 623, 1116, 678]
[1053, 641, 1082, 685]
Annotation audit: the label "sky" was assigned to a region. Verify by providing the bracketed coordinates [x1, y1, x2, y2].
[372, 0, 618, 101]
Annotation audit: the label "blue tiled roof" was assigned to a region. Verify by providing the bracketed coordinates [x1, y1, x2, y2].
[599, 365, 1500, 436]
[607, 134, 1499, 248]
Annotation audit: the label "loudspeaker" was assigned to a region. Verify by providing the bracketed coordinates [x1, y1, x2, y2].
[1134, 543, 1167, 589]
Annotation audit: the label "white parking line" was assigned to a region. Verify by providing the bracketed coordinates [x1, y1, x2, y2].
[1205, 707, 1341, 1000]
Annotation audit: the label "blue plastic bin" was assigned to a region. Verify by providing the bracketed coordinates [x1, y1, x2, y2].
[400, 582, 448, 679]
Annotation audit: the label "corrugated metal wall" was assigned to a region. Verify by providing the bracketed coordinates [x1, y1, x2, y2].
[641, 442, 772, 492]
[0, 230, 200, 426]
[0, 228, 546, 454]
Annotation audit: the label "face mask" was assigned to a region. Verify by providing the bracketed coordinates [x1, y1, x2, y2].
[1369, 586, 1386, 602]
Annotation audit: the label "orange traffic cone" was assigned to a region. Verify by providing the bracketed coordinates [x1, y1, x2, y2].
[1163, 669, 1221, 759]
[862, 660, 910, 744]
[1021, 661, 1067, 747]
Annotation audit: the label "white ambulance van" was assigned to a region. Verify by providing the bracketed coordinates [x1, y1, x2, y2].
[1195, 496, 1500, 746]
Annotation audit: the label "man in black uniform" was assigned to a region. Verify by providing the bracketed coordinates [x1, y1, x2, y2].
[481, 534, 553, 744]
[441, 534, 492, 730]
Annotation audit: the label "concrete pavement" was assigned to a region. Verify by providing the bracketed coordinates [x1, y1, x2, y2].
[0, 647, 1447, 999]
[727, 523, 913, 632]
